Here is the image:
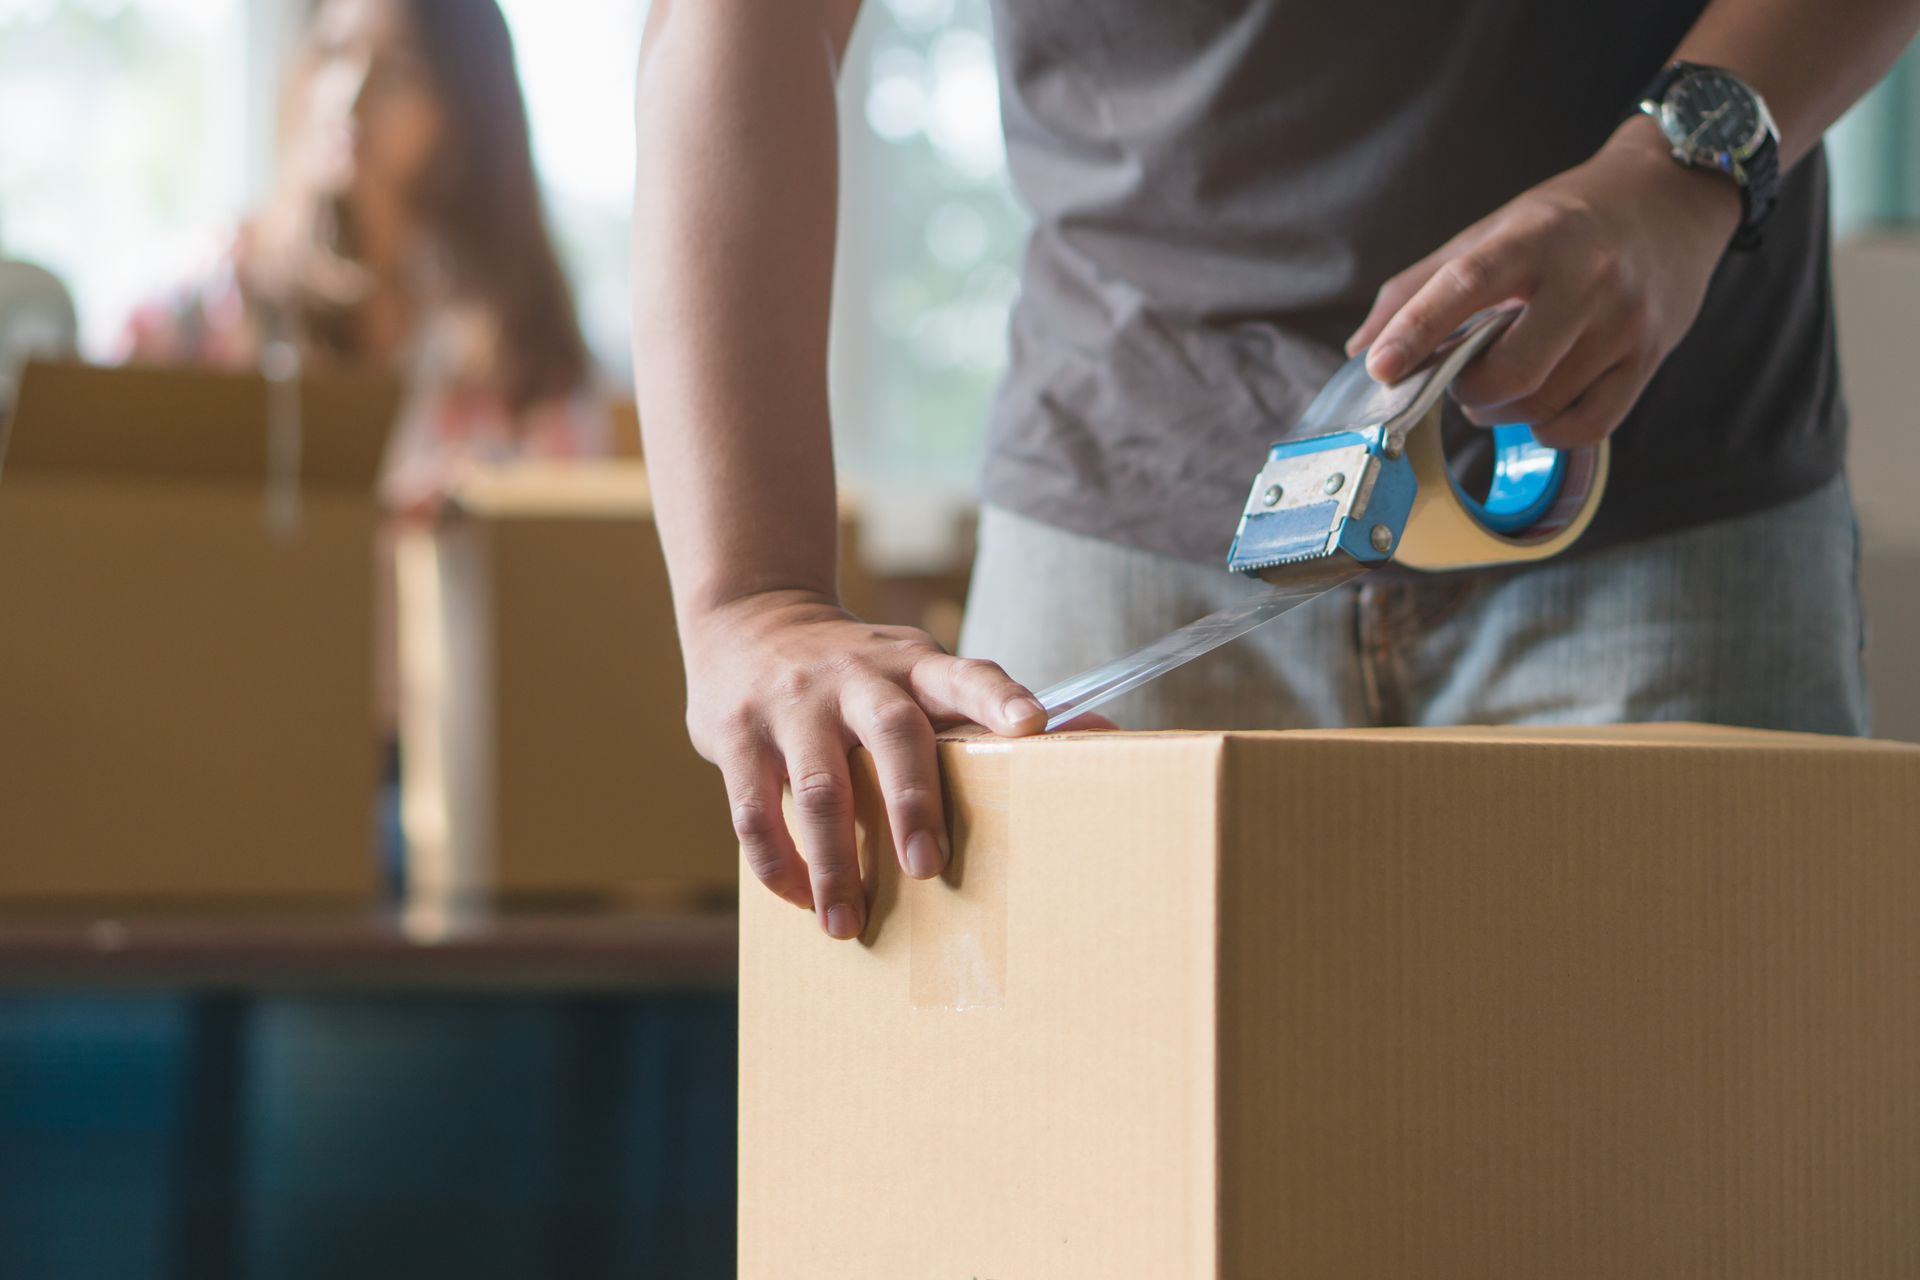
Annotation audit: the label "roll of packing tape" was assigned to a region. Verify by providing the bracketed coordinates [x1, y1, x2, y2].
[1393, 413, 1609, 571]
[1356, 309, 1608, 572]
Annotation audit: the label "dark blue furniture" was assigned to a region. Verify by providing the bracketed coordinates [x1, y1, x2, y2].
[0, 911, 737, 1280]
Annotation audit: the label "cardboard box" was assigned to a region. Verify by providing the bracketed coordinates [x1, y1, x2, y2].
[608, 399, 644, 459]
[741, 726, 1920, 1279]
[0, 361, 398, 904]
[399, 462, 724, 907]
[399, 462, 872, 907]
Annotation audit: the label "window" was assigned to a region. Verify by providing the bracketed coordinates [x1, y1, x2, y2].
[503, 0, 1022, 489]
[495, 0, 644, 387]
[1828, 44, 1920, 235]
[830, 0, 1024, 491]
[0, 0, 299, 357]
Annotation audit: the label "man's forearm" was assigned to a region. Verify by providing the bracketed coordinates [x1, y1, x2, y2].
[1350, 0, 1920, 444]
[1671, 0, 1920, 167]
[632, 0, 861, 629]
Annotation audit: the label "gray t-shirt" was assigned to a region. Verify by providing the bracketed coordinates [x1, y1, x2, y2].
[981, 1, 1844, 563]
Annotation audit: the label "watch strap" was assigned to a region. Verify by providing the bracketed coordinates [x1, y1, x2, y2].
[1733, 137, 1780, 250]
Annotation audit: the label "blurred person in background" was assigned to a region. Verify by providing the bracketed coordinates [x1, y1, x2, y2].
[122, 0, 606, 863]
[120, 0, 606, 512]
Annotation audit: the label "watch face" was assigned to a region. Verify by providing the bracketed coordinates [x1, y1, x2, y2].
[1665, 69, 1768, 159]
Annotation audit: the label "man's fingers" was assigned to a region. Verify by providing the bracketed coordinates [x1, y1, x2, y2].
[908, 654, 1045, 736]
[779, 733, 867, 940]
[1532, 362, 1646, 449]
[1367, 248, 1532, 384]
[717, 740, 813, 910]
[1449, 291, 1584, 415]
[846, 686, 948, 881]
[1458, 328, 1621, 427]
[1348, 218, 1500, 355]
[1347, 263, 1434, 358]
[1347, 219, 1504, 356]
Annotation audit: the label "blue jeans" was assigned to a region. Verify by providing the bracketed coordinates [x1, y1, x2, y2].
[959, 477, 1869, 735]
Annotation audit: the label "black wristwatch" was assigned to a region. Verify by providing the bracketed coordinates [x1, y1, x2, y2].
[1637, 62, 1780, 250]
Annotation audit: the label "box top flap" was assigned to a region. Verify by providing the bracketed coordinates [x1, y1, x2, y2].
[939, 723, 1920, 757]
[446, 460, 655, 519]
[445, 461, 867, 523]
[1241, 723, 1917, 751]
[0, 361, 400, 490]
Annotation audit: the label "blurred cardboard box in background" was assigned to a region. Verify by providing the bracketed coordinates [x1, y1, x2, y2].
[607, 400, 643, 460]
[399, 461, 873, 909]
[0, 362, 396, 905]
[743, 725, 1920, 1279]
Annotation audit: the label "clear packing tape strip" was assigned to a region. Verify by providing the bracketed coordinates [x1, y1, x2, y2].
[1035, 560, 1365, 731]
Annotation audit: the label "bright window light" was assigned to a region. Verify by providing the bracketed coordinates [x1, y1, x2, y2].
[0, 0, 251, 357]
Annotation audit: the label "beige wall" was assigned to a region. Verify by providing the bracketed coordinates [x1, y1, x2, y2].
[1835, 234, 1920, 741]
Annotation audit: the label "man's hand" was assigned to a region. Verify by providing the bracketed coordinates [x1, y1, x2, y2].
[1345, 118, 1743, 448]
[685, 590, 1047, 940]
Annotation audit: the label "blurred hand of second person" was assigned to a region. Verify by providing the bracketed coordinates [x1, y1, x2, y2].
[1346, 117, 1743, 448]
[684, 589, 1049, 940]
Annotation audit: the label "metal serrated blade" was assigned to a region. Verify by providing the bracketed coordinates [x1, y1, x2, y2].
[1034, 557, 1366, 730]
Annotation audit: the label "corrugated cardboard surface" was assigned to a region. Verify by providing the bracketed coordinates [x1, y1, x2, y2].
[402, 463, 735, 905]
[740, 726, 1920, 1278]
[403, 463, 877, 907]
[0, 362, 396, 903]
[742, 736, 1222, 1279]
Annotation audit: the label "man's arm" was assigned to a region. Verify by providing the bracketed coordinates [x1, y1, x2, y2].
[1347, 0, 1920, 446]
[633, 0, 1046, 940]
